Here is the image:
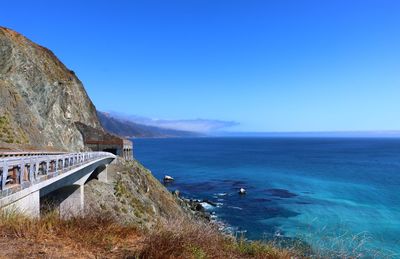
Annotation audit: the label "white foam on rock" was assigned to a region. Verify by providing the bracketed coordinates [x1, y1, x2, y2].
[200, 202, 214, 210]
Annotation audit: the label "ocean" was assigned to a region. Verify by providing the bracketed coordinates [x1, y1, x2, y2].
[133, 137, 400, 257]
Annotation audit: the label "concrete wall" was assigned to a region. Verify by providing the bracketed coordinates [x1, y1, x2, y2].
[2, 190, 40, 217]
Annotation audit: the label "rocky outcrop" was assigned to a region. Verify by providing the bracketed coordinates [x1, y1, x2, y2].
[84, 158, 214, 230]
[84, 158, 190, 229]
[0, 26, 102, 151]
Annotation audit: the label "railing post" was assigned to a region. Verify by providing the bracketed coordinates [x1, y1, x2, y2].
[29, 158, 34, 182]
[46, 159, 50, 175]
[18, 162, 25, 184]
[55, 158, 58, 175]
[1, 161, 7, 190]
[35, 159, 39, 179]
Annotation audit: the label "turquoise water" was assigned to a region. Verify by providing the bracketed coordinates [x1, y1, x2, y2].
[133, 137, 400, 257]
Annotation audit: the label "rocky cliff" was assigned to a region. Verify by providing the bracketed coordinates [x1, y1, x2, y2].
[0, 26, 102, 151]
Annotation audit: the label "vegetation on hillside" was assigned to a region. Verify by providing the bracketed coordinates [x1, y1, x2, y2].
[0, 114, 28, 144]
[0, 210, 299, 258]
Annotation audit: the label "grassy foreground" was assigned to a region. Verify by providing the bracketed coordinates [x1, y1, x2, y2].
[0, 210, 300, 259]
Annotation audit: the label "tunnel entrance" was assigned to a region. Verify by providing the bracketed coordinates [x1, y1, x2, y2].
[103, 148, 118, 155]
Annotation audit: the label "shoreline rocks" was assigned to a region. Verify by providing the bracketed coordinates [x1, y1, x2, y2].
[172, 193, 232, 235]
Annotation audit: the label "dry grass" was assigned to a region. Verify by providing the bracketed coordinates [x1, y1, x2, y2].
[0, 209, 141, 258]
[0, 209, 301, 259]
[138, 218, 297, 259]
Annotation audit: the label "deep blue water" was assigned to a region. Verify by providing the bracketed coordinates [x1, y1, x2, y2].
[133, 137, 400, 257]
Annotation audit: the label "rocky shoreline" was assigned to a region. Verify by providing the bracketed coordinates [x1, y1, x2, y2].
[169, 185, 315, 256]
[170, 188, 236, 237]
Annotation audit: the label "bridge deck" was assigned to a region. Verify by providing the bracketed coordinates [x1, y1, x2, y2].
[0, 152, 114, 198]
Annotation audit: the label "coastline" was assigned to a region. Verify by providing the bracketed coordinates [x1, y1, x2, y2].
[173, 188, 314, 254]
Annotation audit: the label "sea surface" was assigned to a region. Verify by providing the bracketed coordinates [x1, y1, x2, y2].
[133, 137, 400, 257]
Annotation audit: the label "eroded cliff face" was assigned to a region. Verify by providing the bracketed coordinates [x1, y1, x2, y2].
[0, 27, 102, 151]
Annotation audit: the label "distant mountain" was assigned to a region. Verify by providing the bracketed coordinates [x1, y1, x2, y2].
[106, 111, 239, 133]
[97, 111, 201, 138]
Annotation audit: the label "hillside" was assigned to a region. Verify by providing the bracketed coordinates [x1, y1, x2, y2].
[98, 111, 200, 138]
[0, 26, 104, 151]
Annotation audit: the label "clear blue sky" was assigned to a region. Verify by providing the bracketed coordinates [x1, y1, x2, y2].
[2, 0, 400, 132]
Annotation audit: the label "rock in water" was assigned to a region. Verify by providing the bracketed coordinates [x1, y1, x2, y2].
[163, 175, 174, 182]
[202, 199, 217, 207]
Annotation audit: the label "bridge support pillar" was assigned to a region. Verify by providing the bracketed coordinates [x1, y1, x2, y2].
[98, 164, 108, 183]
[59, 185, 84, 218]
[2, 190, 40, 218]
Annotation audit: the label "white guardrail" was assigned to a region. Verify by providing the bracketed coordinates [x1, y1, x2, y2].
[0, 152, 112, 195]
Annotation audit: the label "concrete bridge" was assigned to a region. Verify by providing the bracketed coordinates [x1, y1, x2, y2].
[0, 151, 116, 217]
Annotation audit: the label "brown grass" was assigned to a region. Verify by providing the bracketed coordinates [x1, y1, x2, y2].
[138, 219, 297, 259]
[0, 210, 141, 258]
[0, 210, 299, 259]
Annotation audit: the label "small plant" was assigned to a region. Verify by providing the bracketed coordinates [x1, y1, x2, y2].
[188, 245, 207, 259]
[0, 114, 28, 144]
[114, 178, 128, 198]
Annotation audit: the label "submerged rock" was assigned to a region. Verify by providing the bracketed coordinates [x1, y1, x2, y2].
[265, 188, 297, 198]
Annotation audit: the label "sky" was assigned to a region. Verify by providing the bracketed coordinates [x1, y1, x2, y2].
[1, 0, 400, 132]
